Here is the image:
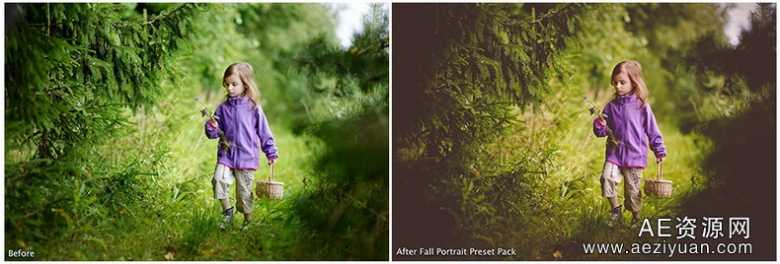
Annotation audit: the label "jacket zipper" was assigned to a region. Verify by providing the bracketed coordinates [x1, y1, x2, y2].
[618, 102, 625, 165]
[233, 101, 240, 166]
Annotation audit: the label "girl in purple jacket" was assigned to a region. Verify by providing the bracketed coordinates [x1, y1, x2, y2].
[593, 60, 666, 227]
[205, 62, 279, 230]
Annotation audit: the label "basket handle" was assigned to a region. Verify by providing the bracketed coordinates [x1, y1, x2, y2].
[656, 160, 663, 180]
[268, 163, 275, 182]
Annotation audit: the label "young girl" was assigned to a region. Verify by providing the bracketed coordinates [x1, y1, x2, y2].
[205, 62, 279, 230]
[593, 60, 666, 227]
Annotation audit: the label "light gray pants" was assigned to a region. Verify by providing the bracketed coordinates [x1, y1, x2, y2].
[600, 161, 643, 212]
[212, 164, 255, 214]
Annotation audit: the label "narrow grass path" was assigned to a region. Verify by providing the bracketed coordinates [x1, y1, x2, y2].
[560, 121, 710, 260]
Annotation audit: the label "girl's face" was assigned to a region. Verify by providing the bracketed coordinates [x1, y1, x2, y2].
[224, 74, 245, 97]
[612, 71, 633, 96]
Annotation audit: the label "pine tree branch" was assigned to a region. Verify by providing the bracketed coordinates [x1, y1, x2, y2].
[145, 4, 190, 25]
[530, 4, 577, 24]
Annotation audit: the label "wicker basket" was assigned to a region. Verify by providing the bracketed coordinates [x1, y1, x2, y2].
[256, 164, 283, 200]
[644, 161, 672, 198]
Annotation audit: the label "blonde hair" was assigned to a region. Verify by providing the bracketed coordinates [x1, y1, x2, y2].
[611, 60, 648, 107]
[222, 62, 260, 108]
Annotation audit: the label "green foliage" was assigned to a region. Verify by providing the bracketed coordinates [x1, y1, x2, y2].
[625, 3, 726, 60]
[295, 5, 388, 97]
[283, 4, 389, 259]
[400, 4, 594, 162]
[5, 3, 205, 249]
[6, 3, 204, 159]
[395, 3, 601, 248]
[232, 3, 336, 121]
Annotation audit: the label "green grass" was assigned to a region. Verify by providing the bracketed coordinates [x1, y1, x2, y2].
[25, 96, 324, 260]
[463, 88, 713, 260]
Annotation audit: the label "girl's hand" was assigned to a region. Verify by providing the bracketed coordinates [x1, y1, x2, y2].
[208, 119, 218, 128]
[657, 157, 664, 163]
[268, 158, 277, 165]
[595, 116, 607, 127]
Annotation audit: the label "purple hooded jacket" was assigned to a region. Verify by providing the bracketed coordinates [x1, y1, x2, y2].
[593, 94, 666, 168]
[205, 96, 278, 170]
